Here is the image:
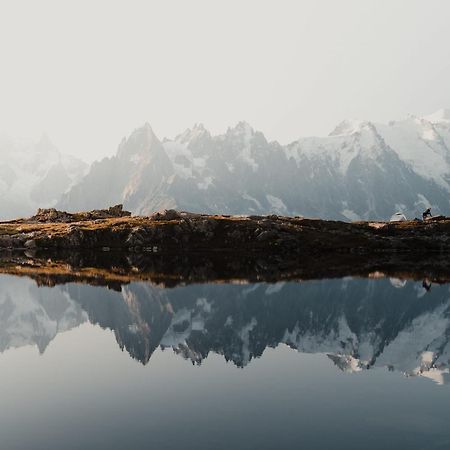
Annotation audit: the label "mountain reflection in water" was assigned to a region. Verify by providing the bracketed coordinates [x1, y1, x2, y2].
[2, 273, 450, 385]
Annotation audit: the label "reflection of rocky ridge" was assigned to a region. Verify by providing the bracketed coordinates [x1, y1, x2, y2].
[66, 278, 450, 384]
[5, 274, 450, 384]
[0, 275, 87, 353]
[67, 283, 172, 363]
[162, 280, 450, 383]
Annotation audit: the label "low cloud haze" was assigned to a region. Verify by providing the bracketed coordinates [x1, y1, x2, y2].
[0, 0, 449, 161]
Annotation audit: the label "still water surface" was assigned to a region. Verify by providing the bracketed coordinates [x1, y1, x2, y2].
[1, 274, 450, 449]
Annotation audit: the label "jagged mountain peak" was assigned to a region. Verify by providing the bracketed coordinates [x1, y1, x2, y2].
[175, 123, 211, 145]
[137, 122, 158, 142]
[34, 133, 61, 163]
[128, 122, 158, 141]
[36, 132, 57, 148]
[424, 108, 450, 124]
[329, 119, 375, 137]
[227, 121, 255, 136]
[192, 122, 207, 132]
[117, 122, 162, 161]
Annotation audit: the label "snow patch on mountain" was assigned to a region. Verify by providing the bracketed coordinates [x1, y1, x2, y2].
[238, 318, 258, 366]
[198, 176, 213, 190]
[283, 316, 358, 356]
[265, 282, 286, 295]
[375, 304, 450, 375]
[232, 122, 259, 172]
[341, 208, 360, 221]
[378, 118, 450, 190]
[266, 194, 288, 214]
[242, 193, 262, 209]
[424, 108, 450, 124]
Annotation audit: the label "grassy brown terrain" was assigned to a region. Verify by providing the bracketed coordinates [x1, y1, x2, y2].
[1, 210, 450, 254]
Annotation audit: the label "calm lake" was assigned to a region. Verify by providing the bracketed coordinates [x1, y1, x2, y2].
[1, 273, 450, 450]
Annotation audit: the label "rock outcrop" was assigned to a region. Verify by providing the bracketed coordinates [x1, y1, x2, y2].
[26, 204, 131, 223]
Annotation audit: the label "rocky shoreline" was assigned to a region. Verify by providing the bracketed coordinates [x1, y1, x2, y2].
[0, 205, 449, 286]
[1, 206, 450, 255]
[0, 205, 450, 255]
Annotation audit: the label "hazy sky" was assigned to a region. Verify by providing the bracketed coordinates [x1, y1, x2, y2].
[1, 0, 449, 161]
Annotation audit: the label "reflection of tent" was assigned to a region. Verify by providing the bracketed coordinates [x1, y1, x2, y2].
[390, 212, 407, 222]
[390, 277, 407, 288]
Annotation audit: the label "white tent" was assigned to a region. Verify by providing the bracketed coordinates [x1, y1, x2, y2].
[389, 212, 407, 222]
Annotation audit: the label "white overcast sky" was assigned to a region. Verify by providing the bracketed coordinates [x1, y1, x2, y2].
[0, 0, 449, 161]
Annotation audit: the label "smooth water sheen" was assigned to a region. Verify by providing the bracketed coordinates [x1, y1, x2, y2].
[1, 274, 450, 450]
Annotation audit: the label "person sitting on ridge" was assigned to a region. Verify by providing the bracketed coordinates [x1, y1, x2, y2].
[422, 207, 432, 220]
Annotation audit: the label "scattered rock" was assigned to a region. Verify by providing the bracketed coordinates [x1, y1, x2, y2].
[150, 209, 182, 221]
[31, 208, 72, 223]
[429, 215, 446, 222]
[107, 204, 126, 216]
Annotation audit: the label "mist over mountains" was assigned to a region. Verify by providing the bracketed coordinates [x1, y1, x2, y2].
[3, 110, 450, 221]
[0, 134, 87, 220]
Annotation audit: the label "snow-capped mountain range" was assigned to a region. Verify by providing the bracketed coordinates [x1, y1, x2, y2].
[3, 274, 450, 385]
[58, 109, 450, 220]
[3, 109, 450, 221]
[0, 134, 87, 220]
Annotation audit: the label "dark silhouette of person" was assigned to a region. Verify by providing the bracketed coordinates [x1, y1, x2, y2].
[422, 278, 432, 292]
[422, 208, 432, 220]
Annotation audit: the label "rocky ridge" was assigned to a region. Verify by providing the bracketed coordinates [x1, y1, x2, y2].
[2, 271, 450, 384]
[1, 207, 450, 258]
